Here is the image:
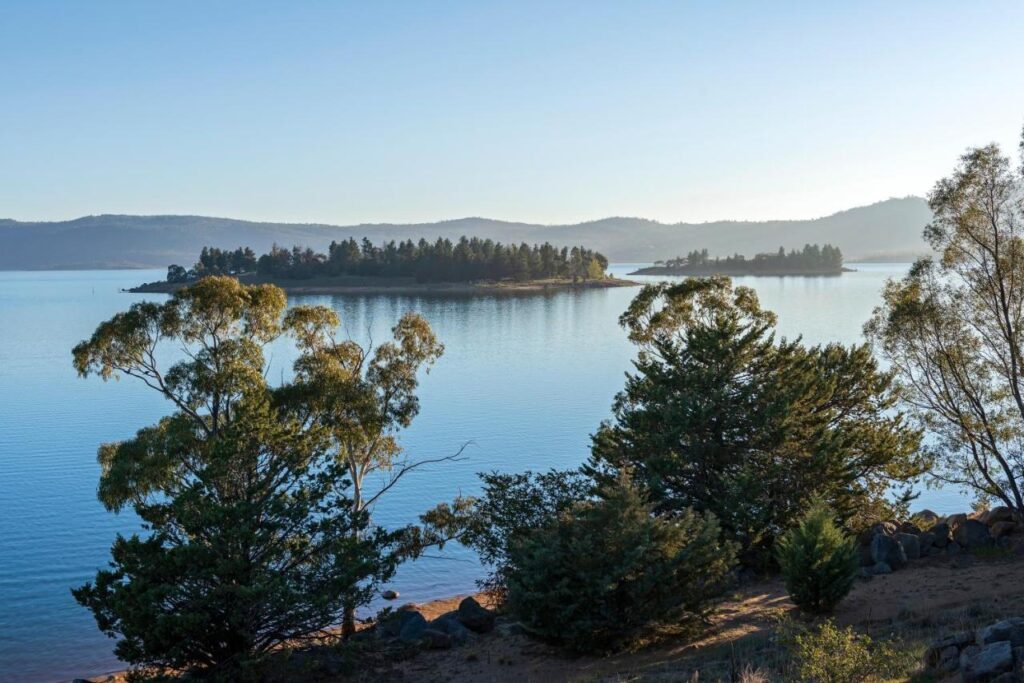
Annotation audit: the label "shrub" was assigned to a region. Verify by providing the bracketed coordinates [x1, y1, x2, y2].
[420, 468, 592, 595]
[785, 619, 898, 683]
[505, 475, 737, 653]
[776, 502, 859, 613]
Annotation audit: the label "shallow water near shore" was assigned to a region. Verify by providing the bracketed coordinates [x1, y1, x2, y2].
[0, 263, 968, 682]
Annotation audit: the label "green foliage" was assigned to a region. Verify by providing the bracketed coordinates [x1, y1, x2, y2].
[420, 469, 593, 594]
[776, 503, 859, 613]
[177, 237, 611, 283]
[504, 475, 737, 654]
[783, 619, 900, 683]
[587, 278, 925, 567]
[71, 276, 404, 679]
[865, 130, 1024, 512]
[659, 243, 844, 274]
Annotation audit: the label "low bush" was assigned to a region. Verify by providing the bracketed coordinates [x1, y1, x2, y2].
[784, 619, 900, 683]
[776, 502, 859, 613]
[505, 475, 737, 653]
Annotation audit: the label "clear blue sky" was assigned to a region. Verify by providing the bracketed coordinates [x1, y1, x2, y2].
[2, 1, 1023, 225]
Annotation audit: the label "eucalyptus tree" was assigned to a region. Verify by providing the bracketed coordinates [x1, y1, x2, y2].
[71, 277, 397, 679]
[281, 305, 457, 635]
[866, 130, 1024, 511]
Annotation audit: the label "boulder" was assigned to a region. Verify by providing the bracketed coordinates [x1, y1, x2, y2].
[898, 521, 922, 535]
[961, 640, 1013, 682]
[987, 506, 1016, 525]
[870, 533, 908, 569]
[380, 607, 425, 638]
[398, 612, 429, 643]
[947, 541, 963, 557]
[870, 561, 892, 575]
[925, 632, 972, 668]
[381, 589, 400, 600]
[858, 542, 875, 567]
[977, 618, 1024, 647]
[457, 596, 496, 634]
[931, 522, 952, 547]
[947, 512, 969, 530]
[913, 509, 942, 528]
[955, 519, 994, 549]
[991, 521, 1017, 539]
[896, 532, 921, 560]
[420, 628, 454, 649]
[919, 531, 936, 552]
[431, 612, 471, 645]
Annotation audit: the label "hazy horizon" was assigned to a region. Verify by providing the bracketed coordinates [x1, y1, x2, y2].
[3, 2, 1023, 226]
[1, 194, 925, 228]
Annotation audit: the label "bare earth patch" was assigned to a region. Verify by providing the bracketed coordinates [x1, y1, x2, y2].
[355, 551, 1024, 682]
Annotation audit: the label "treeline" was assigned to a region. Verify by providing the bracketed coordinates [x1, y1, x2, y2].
[167, 237, 609, 284]
[655, 243, 843, 273]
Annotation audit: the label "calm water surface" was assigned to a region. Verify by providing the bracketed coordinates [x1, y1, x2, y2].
[0, 264, 968, 682]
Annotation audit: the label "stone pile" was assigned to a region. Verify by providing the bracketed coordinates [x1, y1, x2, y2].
[858, 507, 1018, 576]
[378, 596, 497, 650]
[924, 617, 1024, 681]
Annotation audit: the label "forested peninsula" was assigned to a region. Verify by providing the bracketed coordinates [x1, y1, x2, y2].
[631, 243, 849, 276]
[130, 237, 637, 294]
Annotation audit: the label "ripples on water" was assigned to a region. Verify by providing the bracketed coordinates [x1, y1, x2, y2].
[0, 264, 968, 682]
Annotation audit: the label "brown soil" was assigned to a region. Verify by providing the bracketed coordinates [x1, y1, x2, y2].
[359, 552, 1024, 682]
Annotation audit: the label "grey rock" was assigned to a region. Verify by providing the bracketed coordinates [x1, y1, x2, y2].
[955, 519, 994, 549]
[896, 532, 921, 560]
[858, 542, 875, 567]
[919, 531, 936, 551]
[914, 509, 942, 527]
[381, 589, 399, 600]
[871, 533, 908, 569]
[977, 618, 1024, 647]
[457, 596, 496, 633]
[898, 521, 922, 534]
[398, 611, 429, 643]
[431, 612, 471, 645]
[947, 512, 969, 530]
[380, 607, 424, 638]
[931, 522, 952, 547]
[928, 545, 945, 557]
[991, 521, 1017, 538]
[961, 640, 1013, 683]
[987, 506, 1016, 525]
[420, 627, 454, 649]
[947, 541, 963, 557]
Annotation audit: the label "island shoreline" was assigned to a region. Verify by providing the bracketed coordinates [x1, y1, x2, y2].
[127, 276, 640, 296]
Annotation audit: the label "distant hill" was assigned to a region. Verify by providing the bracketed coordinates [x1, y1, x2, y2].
[0, 197, 932, 270]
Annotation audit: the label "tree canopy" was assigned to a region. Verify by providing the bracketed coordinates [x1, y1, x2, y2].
[70, 276, 440, 678]
[166, 237, 609, 284]
[587, 277, 925, 566]
[866, 130, 1024, 511]
[647, 243, 844, 275]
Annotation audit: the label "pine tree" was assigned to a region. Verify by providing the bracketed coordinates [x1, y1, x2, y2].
[776, 502, 859, 613]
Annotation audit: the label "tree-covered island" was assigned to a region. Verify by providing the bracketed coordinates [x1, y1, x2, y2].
[133, 237, 637, 294]
[631, 243, 848, 276]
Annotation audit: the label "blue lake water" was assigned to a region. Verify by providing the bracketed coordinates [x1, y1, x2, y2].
[0, 264, 969, 682]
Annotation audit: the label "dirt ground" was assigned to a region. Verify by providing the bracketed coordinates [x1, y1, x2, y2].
[360, 552, 1024, 682]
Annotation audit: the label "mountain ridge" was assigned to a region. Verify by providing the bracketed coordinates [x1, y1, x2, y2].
[0, 196, 933, 270]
